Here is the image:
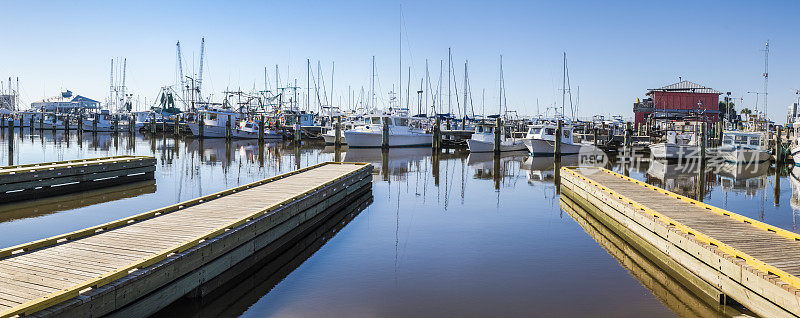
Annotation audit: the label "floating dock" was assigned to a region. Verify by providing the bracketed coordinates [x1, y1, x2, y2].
[0, 156, 156, 202]
[561, 167, 800, 317]
[0, 162, 372, 317]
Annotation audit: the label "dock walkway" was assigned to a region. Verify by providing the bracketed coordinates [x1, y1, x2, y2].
[561, 167, 800, 317]
[0, 156, 156, 202]
[0, 162, 372, 317]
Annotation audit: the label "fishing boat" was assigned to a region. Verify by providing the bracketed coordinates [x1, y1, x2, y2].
[344, 113, 431, 148]
[82, 112, 116, 132]
[716, 131, 770, 163]
[522, 122, 593, 156]
[649, 131, 700, 160]
[466, 121, 526, 153]
[188, 109, 279, 139]
[38, 113, 72, 130]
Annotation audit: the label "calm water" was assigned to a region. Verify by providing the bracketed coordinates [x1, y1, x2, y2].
[1, 128, 797, 317]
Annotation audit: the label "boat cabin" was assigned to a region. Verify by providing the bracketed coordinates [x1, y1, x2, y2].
[721, 131, 766, 149]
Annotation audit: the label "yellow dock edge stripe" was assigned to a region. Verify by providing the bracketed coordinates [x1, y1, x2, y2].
[0, 162, 371, 317]
[561, 167, 800, 292]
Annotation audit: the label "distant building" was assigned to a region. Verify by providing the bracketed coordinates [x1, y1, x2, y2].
[30, 90, 100, 112]
[633, 80, 721, 126]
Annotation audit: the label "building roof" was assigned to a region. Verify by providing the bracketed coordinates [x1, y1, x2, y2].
[647, 81, 722, 95]
[32, 90, 99, 104]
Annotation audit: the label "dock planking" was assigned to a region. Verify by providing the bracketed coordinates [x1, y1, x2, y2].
[0, 156, 156, 202]
[561, 167, 800, 317]
[0, 162, 372, 317]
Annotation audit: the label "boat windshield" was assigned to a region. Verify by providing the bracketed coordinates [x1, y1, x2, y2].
[722, 136, 733, 144]
[545, 128, 556, 135]
[394, 118, 409, 126]
[528, 127, 541, 135]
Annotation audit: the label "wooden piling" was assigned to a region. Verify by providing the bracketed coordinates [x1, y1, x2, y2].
[64, 114, 70, 131]
[700, 122, 706, 162]
[226, 115, 232, 139]
[150, 113, 156, 134]
[382, 119, 390, 149]
[77, 114, 83, 133]
[258, 114, 265, 142]
[335, 116, 342, 147]
[432, 117, 441, 150]
[555, 119, 562, 158]
[494, 117, 501, 154]
[776, 126, 783, 162]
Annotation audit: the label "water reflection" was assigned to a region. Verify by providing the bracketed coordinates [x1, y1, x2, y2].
[0, 181, 156, 223]
[559, 195, 748, 317]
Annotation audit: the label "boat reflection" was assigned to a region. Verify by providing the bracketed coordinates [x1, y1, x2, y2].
[560, 195, 749, 317]
[0, 180, 156, 223]
[522, 151, 608, 184]
[467, 151, 528, 180]
[715, 161, 770, 196]
[646, 159, 717, 200]
[343, 147, 432, 178]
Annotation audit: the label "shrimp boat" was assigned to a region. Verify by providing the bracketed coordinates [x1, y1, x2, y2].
[466, 121, 526, 153]
[523, 121, 593, 156]
[187, 109, 281, 139]
[82, 112, 117, 132]
[322, 116, 362, 145]
[344, 113, 431, 148]
[38, 113, 74, 130]
[716, 131, 770, 163]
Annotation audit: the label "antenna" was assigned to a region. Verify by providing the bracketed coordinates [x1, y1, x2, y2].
[762, 40, 769, 119]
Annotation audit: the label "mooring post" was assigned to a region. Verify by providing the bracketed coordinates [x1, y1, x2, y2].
[6, 117, 12, 139]
[77, 114, 83, 134]
[624, 122, 631, 148]
[64, 114, 69, 131]
[382, 118, 390, 150]
[294, 115, 301, 142]
[432, 117, 441, 150]
[150, 113, 156, 134]
[39, 114, 43, 131]
[555, 119, 562, 158]
[335, 116, 342, 147]
[93, 114, 98, 133]
[258, 114, 265, 142]
[494, 117, 502, 155]
[700, 122, 707, 162]
[129, 116, 134, 135]
[226, 115, 232, 139]
[29, 116, 34, 133]
[776, 126, 783, 162]
[593, 127, 598, 148]
[199, 114, 205, 139]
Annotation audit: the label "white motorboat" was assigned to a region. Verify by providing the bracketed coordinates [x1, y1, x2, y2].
[344, 114, 431, 148]
[716, 131, 771, 163]
[466, 122, 526, 153]
[649, 131, 700, 160]
[82, 112, 116, 132]
[522, 122, 595, 156]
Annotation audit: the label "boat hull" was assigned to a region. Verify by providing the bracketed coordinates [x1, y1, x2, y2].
[523, 138, 582, 156]
[323, 133, 347, 145]
[718, 148, 771, 163]
[466, 139, 527, 153]
[649, 143, 700, 160]
[344, 131, 431, 148]
[187, 122, 282, 139]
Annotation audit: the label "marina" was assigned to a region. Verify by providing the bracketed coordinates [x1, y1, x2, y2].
[3, 1, 800, 317]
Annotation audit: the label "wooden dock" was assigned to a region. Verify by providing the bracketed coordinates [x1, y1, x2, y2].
[561, 167, 800, 317]
[0, 156, 156, 202]
[0, 162, 372, 317]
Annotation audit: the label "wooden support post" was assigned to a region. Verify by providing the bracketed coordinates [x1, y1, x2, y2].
[199, 114, 205, 139]
[78, 114, 83, 133]
[173, 116, 179, 136]
[258, 114, 265, 142]
[150, 113, 156, 134]
[294, 115, 301, 142]
[382, 118, 390, 149]
[555, 119, 562, 158]
[335, 116, 342, 147]
[433, 117, 441, 150]
[39, 114, 43, 131]
[93, 114, 98, 133]
[776, 126, 783, 162]
[700, 122, 707, 161]
[593, 127, 598, 148]
[65, 114, 70, 131]
[226, 115, 232, 139]
[494, 117, 501, 154]
[624, 122, 631, 148]
[6, 118, 12, 139]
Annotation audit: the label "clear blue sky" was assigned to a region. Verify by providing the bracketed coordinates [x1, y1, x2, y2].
[1, 0, 798, 121]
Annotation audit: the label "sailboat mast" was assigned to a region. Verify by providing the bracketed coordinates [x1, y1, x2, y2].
[448, 48, 451, 115]
[562, 52, 566, 117]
